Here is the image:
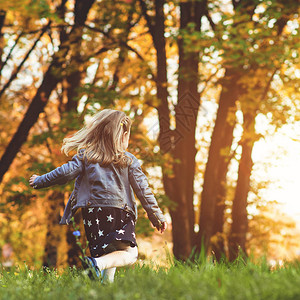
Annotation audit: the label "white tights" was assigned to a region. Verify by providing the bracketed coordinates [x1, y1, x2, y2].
[94, 242, 138, 283]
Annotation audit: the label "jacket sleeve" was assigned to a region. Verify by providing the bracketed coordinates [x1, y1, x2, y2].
[128, 156, 166, 228]
[33, 154, 83, 189]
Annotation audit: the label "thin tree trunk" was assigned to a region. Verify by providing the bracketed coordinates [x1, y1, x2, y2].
[206, 0, 288, 261]
[210, 84, 240, 261]
[228, 64, 278, 261]
[197, 68, 240, 255]
[0, 31, 23, 76]
[196, 0, 257, 258]
[228, 111, 255, 261]
[0, 10, 5, 39]
[197, 0, 256, 260]
[138, 0, 171, 145]
[0, 10, 6, 77]
[64, 0, 91, 112]
[108, 6, 134, 93]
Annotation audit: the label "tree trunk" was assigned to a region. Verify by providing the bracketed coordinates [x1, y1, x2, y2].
[43, 191, 65, 268]
[228, 111, 255, 261]
[140, 0, 205, 259]
[0, 0, 95, 185]
[65, 0, 93, 112]
[0, 10, 6, 77]
[167, 1, 206, 260]
[197, 68, 240, 256]
[154, 0, 193, 259]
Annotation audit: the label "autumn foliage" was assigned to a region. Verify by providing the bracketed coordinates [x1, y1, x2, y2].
[0, 0, 299, 268]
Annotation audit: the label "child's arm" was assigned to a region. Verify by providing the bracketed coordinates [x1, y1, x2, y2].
[128, 157, 167, 233]
[29, 154, 83, 189]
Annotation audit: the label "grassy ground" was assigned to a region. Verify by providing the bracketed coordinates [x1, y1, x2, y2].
[1, 258, 300, 300]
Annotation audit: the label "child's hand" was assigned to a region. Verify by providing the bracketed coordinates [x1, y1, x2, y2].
[29, 174, 39, 187]
[159, 221, 167, 234]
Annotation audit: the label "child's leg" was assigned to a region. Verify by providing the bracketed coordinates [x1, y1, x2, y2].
[101, 268, 116, 283]
[94, 243, 138, 271]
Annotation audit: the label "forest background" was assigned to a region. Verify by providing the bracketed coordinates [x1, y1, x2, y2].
[0, 0, 299, 269]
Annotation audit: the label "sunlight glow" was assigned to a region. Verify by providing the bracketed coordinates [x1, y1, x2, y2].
[252, 122, 300, 228]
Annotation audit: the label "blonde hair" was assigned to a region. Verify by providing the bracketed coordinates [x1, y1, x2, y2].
[61, 109, 132, 168]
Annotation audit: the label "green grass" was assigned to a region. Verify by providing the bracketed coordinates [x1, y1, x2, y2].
[1, 258, 300, 300]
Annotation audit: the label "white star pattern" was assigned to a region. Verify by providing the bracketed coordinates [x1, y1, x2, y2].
[98, 207, 102, 211]
[98, 230, 104, 237]
[126, 213, 130, 217]
[83, 219, 86, 225]
[121, 220, 124, 223]
[90, 233, 93, 238]
[87, 220, 92, 227]
[96, 218, 100, 225]
[132, 232, 136, 238]
[88, 208, 94, 213]
[102, 244, 108, 249]
[107, 215, 114, 222]
[116, 238, 122, 241]
[131, 220, 135, 225]
[117, 229, 125, 235]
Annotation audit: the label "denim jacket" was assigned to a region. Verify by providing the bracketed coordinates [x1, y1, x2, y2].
[33, 151, 166, 227]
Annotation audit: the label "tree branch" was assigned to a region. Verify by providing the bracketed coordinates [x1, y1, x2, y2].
[138, 0, 155, 37]
[205, 10, 216, 32]
[85, 24, 156, 80]
[0, 31, 24, 74]
[260, 68, 278, 102]
[199, 67, 222, 96]
[0, 22, 51, 98]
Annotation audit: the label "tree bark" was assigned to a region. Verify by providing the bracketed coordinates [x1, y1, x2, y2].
[196, 0, 257, 259]
[228, 111, 255, 261]
[224, 1, 290, 261]
[64, 0, 92, 112]
[0, 10, 5, 38]
[140, 0, 206, 259]
[0, 10, 6, 77]
[197, 68, 240, 256]
[168, 0, 206, 259]
[227, 68, 278, 262]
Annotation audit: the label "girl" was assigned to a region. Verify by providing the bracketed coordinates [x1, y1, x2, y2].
[29, 109, 167, 282]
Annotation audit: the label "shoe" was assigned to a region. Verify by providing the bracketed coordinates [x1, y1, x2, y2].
[81, 256, 100, 279]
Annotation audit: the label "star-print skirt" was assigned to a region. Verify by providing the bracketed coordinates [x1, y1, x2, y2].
[81, 206, 137, 258]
